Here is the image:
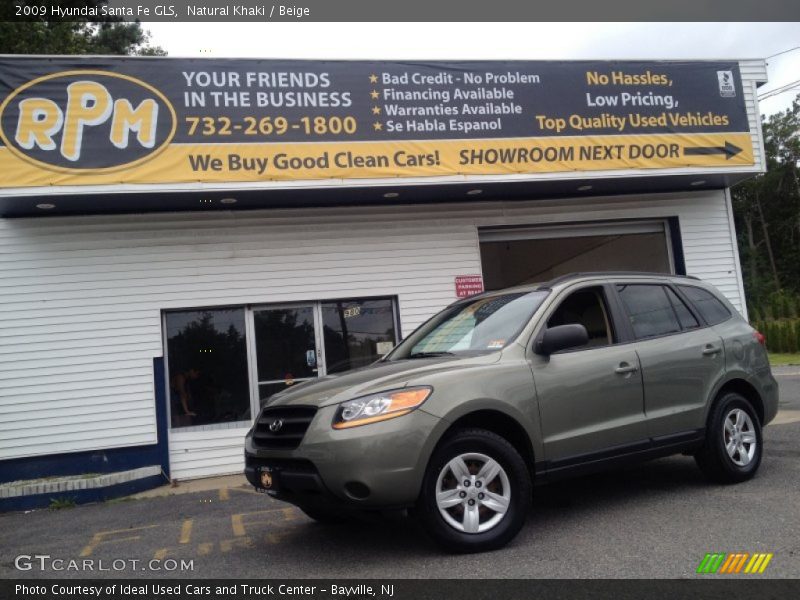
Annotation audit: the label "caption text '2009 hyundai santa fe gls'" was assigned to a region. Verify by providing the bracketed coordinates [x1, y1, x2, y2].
[244, 272, 778, 552]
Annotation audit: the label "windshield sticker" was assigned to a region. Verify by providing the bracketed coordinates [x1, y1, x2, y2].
[487, 340, 505, 349]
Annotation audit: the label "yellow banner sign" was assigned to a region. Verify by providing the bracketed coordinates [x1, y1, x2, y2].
[0, 132, 753, 188]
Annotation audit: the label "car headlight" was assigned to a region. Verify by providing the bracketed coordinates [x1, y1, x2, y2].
[332, 386, 432, 429]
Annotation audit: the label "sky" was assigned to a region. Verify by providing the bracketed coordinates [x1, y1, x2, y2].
[144, 22, 800, 116]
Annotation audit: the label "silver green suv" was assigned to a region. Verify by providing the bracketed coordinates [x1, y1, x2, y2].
[244, 272, 778, 552]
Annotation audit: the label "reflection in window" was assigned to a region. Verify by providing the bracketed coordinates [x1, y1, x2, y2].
[322, 299, 397, 374]
[617, 284, 682, 340]
[678, 285, 732, 325]
[406, 292, 548, 356]
[254, 307, 318, 404]
[665, 287, 700, 330]
[254, 307, 317, 382]
[166, 308, 250, 429]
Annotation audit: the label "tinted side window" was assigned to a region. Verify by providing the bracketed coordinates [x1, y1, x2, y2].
[547, 287, 614, 348]
[617, 284, 681, 339]
[678, 285, 732, 325]
[665, 287, 700, 330]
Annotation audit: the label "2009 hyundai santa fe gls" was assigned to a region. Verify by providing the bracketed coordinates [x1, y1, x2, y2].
[244, 272, 778, 552]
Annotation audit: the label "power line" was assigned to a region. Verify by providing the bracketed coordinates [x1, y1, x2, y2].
[760, 86, 800, 101]
[766, 46, 800, 59]
[758, 79, 800, 101]
[760, 85, 800, 101]
[761, 79, 800, 95]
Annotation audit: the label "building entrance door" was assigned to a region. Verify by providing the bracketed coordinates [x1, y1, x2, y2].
[251, 304, 326, 406]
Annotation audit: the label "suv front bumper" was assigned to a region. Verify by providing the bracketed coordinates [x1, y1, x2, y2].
[244, 404, 446, 509]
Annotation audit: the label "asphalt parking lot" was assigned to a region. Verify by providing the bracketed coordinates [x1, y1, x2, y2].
[2, 367, 799, 580]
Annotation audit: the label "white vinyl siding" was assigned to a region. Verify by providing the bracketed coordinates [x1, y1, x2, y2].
[0, 189, 743, 478]
[168, 427, 252, 481]
[739, 59, 768, 172]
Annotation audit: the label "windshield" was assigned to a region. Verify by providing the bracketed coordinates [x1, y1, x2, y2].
[389, 290, 549, 359]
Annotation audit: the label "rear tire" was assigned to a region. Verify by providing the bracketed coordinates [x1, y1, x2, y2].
[417, 428, 531, 553]
[695, 392, 762, 484]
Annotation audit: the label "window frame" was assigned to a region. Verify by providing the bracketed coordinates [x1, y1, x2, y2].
[388, 290, 550, 360]
[675, 284, 733, 327]
[162, 295, 401, 432]
[612, 282, 707, 342]
[663, 285, 702, 331]
[249, 301, 324, 407]
[531, 283, 626, 354]
[319, 296, 402, 374]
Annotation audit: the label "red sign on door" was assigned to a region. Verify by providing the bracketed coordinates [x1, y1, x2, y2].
[455, 275, 484, 298]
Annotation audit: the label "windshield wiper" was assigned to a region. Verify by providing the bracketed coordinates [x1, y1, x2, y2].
[408, 351, 455, 359]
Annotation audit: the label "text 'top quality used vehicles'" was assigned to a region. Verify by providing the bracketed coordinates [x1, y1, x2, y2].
[244, 272, 778, 552]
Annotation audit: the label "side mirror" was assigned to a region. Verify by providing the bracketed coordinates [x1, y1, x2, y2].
[536, 324, 589, 355]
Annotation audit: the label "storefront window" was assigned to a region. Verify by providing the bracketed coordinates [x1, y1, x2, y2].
[321, 298, 397, 374]
[254, 306, 318, 403]
[165, 308, 250, 429]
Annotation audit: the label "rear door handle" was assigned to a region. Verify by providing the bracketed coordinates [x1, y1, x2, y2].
[615, 363, 639, 375]
[702, 345, 722, 356]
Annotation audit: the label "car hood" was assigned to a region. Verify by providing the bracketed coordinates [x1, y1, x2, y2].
[263, 353, 501, 409]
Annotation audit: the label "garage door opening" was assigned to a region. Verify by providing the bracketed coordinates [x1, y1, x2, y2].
[479, 220, 675, 291]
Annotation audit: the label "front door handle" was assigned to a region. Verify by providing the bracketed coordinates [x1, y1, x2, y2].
[615, 363, 639, 375]
[702, 345, 722, 356]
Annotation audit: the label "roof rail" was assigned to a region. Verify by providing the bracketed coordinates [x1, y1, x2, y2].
[539, 271, 700, 288]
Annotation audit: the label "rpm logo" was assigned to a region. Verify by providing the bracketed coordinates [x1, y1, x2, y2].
[0, 70, 176, 171]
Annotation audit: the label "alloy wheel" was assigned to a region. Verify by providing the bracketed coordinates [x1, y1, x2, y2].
[435, 452, 511, 534]
[723, 408, 757, 467]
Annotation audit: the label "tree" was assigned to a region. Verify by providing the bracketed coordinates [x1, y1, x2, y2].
[732, 94, 800, 314]
[0, 1, 165, 55]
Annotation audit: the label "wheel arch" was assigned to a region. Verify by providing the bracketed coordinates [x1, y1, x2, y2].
[434, 408, 537, 483]
[709, 377, 765, 426]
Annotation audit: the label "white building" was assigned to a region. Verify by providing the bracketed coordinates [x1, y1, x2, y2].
[0, 57, 767, 490]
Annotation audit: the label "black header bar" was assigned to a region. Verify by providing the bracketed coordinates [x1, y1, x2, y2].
[4, 579, 800, 600]
[3, 0, 800, 22]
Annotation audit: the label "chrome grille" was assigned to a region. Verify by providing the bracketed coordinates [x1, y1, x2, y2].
[252, 406, 317, 450]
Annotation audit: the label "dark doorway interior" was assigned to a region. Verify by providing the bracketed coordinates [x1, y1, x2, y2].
[480, 230, 672, 291]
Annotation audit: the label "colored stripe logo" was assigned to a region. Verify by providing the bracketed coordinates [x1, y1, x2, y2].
[697, 553, 773, 574]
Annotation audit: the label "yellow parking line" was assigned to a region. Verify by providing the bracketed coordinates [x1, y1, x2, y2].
[153, 548, 168, 560]
[179, 519, 193, 544]
[219, 488, 230, 501]
[79, 525, 159, 557]
[198, 542, 213, 556]
[231, 514, 246, 537]
[227, 486, 258, 496]
[231, 507, 296, 537]
[220, 537, 253, 553]
[267, 532, 292, 544]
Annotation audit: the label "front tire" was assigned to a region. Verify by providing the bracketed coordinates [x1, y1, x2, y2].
[418, 428, 531, 553]
[695, 392, 762, 483]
